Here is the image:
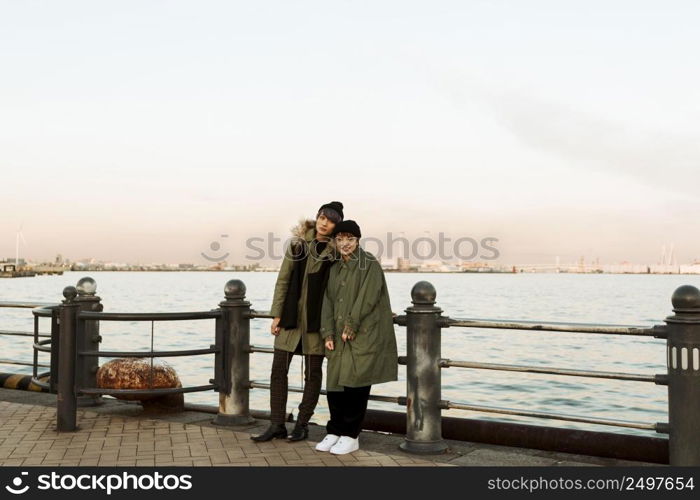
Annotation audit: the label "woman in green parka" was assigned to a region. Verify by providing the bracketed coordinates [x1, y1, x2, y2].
[315, 220, 398, 455]
[251, 201, 343, 443]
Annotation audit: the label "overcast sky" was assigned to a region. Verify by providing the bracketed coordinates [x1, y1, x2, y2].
[1, 0, 699, 265]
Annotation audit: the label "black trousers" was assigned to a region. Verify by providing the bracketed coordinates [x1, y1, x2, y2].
[326, 385, 372, 439]
[269, 343, 324, 426]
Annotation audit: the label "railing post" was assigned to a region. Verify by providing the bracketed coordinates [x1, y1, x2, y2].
[75, 277, 103, 407]
[664, 285, 700, 465]
[49, 306, 60, 394]
[400, 281, 449, 454]
[214, 279, 254, 426]
[57, 286, 79, 432]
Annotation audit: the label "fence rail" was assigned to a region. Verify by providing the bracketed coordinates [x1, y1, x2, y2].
[440, 359, 665, 384]
[249, 381, 404, 405]
[0, 359, 50, 368]
[0, 301, 55, 309]
[0, 303, 57, 391]
[0, 330, 50, 338]
[446, 318, 662, 337]
[444, 401, 662, 431]
[79, 311, 222, 321]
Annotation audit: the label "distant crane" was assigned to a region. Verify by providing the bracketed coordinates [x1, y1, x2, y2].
[669, 243, 677, 267]
[15, 225, 27, 267]
[660, 243, 677, 266]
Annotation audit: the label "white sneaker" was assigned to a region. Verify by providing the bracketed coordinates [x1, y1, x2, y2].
[315, 434, 340, 452]
[329, 436, 359, 455]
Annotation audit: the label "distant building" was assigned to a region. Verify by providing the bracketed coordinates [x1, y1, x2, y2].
[680, 265, 700, 274]
[459, 261, 492, 272]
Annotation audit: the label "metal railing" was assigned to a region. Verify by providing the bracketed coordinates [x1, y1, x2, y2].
[444, 317, 660, 336]
[246, 280, 696, 463]
[0, 300, 57, 392]
[4, 276, 700, 465]
[52, 278, 227, 431]
[413, 316, 669, 434]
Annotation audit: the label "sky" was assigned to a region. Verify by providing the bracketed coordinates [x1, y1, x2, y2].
[1, 0, 699, 266]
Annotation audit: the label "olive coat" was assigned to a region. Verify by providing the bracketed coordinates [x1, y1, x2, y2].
[320, 246, 398, 390]
[270, 219, 336, 355]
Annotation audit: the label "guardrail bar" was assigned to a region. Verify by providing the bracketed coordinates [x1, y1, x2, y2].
[0, 330, 50, 338]
[447, 318, 658, 336]
[79, 310, 222, 321]
[442, 359, 660, 383]
[79, 347, 219, 358]
[446, 401, 658, 430]
[250, 381, 401, 404]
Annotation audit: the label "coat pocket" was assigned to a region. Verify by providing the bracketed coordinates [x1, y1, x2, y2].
[349, 329, 377, 355]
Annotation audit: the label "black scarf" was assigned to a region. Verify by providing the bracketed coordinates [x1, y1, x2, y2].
[279, 239, 334, 332]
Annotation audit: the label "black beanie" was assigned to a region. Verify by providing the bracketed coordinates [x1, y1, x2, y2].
[317, 201, 344, 223]
[333, 220, 361, 238]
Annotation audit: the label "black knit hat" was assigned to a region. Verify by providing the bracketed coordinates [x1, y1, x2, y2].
[317, 201, 344, 223]
[333, 220, 361, 238]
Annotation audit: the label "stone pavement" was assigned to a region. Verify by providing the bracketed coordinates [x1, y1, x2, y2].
[0, 401, 445, 467]
[0, 389, 657, 467]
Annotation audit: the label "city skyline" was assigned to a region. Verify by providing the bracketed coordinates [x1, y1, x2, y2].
[3, 242, 697, 270]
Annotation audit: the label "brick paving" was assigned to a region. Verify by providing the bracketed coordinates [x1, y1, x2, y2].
[0, 401, 444, 467]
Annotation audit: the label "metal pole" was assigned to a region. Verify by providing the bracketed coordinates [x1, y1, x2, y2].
[664, 284, 700, 465]
[75, 277, 103, 407]
[400, 281, 449, 454]
[57, 286, 79, 432]
[214, 279, 254, 426]
[49, 307, 59, 394]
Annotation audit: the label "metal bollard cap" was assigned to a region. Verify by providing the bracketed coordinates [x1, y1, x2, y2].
[224, 279, 247, 300]
[63, 286, 78, 303]
[76, 276, 97, 296]
[411, 281, 437, 306]
[672, 285, 700, 313]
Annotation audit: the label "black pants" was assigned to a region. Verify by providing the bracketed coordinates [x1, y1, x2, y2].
[326, 385, 371, 438]
[269, 343, 324, 426]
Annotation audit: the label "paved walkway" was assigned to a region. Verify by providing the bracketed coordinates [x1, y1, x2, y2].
[0, 401, 444, 467]
[0, 388, 657, 467]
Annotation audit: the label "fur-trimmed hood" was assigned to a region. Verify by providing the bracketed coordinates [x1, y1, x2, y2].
[289, 218, 337, 254]
[291, 219, 317, 241]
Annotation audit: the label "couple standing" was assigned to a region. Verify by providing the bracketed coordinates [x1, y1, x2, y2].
[251, 201, 398, 455]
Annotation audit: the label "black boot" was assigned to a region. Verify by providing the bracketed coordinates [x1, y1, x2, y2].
[251, 423, 287, 442]
[287, 422, 308, 442]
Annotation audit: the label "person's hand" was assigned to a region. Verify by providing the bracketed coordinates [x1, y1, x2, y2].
[325, 337, 335, 351]
[341, 325, 355, 342]
[271, 317, 281, 336]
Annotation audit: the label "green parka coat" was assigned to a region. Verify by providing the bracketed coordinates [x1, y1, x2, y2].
[320, 246, 398, 391]
[270, 220, 336, 355]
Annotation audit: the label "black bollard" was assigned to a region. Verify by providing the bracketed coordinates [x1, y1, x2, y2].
[214, 279, 255, 426]
[57, 286, 79, 432]
[75, 277, 103, 407]
[400, 281, 449, 454]
[664, 285, 700, 465]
